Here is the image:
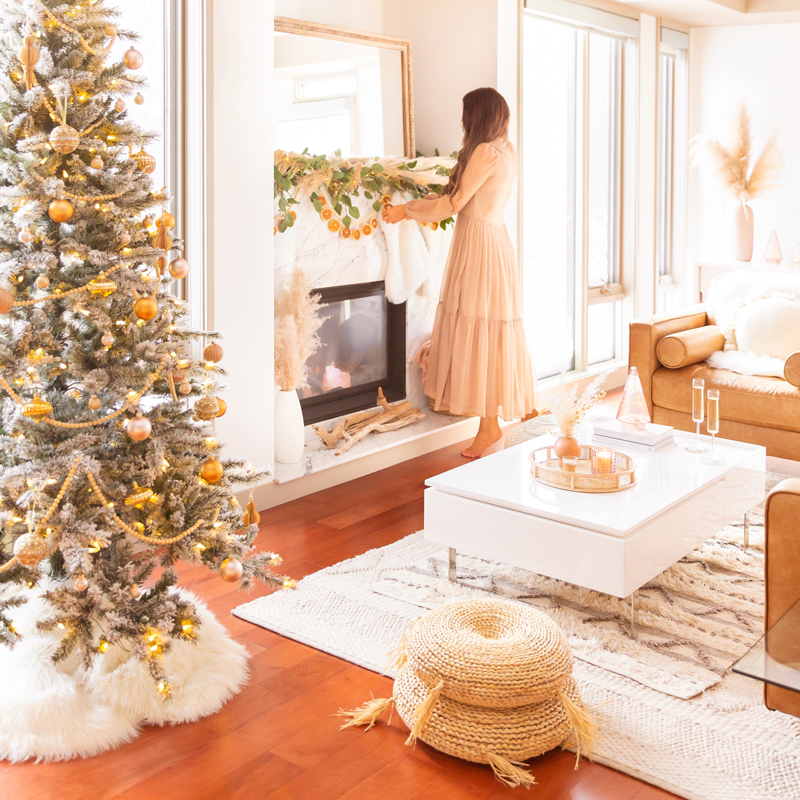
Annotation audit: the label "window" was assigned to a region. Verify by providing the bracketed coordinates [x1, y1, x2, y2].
[522, 13, 627, 379]
[656, 38, 688, 312]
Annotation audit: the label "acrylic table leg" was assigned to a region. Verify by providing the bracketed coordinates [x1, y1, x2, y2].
[629, 590, 638, 640]
[743, 512, 750, 549]
[448, 548, 457, 582]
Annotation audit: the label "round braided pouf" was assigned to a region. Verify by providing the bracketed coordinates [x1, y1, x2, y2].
[338, 599, 598, 788]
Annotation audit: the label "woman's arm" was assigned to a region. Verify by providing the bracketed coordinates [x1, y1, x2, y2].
[402, 143, 499, 223]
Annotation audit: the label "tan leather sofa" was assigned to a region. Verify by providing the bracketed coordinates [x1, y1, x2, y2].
[765, 479, 800, 717]
[629, 305, 800, 461]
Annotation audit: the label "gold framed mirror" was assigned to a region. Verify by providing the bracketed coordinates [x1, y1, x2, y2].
[273, 16, 415, 159]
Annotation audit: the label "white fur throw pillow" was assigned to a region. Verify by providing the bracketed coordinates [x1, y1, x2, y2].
[706, 350, 786, 378]
[735, 297, 800, 360]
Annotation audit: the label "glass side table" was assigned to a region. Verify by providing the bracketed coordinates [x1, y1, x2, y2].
[732, 597, 800, 692]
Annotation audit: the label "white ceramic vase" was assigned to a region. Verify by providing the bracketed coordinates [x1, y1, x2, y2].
[734, 204, 754, 262]
[274, 390, 305, 464]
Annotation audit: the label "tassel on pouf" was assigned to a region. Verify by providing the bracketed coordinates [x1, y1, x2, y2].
[336, 599, 600, 788]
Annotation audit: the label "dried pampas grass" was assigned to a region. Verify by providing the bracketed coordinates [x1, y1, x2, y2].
[274, 268, 326, 392]
[541, 370, 610, 439]
[692, 103, 783, 206]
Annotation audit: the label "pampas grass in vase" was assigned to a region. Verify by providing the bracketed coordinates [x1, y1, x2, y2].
[273, 267, 326, 463]
[692, 103, 783, 262]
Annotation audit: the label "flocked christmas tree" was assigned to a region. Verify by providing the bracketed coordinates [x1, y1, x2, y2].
[0, 0, 290, 700]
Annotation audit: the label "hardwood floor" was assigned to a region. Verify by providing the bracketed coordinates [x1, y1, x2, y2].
[0, 423, 690, 800]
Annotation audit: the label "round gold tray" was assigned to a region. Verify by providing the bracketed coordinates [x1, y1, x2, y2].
[529, 445, 636, 493]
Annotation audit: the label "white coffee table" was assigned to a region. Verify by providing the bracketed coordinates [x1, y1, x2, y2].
[424, 428, 766, 635]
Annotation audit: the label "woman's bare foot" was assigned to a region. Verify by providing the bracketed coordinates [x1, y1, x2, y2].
[522, 409, 540, 423]
[461, 416, 503, 459]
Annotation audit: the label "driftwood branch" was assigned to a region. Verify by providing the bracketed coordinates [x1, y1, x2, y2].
[312, 388, 424, 456]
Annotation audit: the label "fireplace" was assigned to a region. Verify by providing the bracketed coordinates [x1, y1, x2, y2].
[299, 281, 406, 425]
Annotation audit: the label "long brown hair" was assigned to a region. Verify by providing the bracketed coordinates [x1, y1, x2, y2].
[444, 87, 510, 196]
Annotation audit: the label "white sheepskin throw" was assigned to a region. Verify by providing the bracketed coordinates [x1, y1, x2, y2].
[706, 350, 787, 378]
[705, 270, 800, 350]
[0, 586, 248, 762]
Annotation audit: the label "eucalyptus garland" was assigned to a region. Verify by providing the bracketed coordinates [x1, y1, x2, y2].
[273, 149, 456, 237]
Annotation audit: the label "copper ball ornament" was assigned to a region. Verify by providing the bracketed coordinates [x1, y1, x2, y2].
[168, 258, 189, 280]
[49, 125, 80, 154]
[74, 575, 89, 592]
[203, 343, 223, 363]
[134, 93, 145, 105]
[48, 199, 74, 223]
[126, 413, 152, 442]
[156, 212, 176, 229]
[142, 216, 154, 228]
[105, 24, 117, 36]
[134, 296, 158, 320]
[179, 381, 191, 395]
[216, 398, 227, 418]
[101, 333, 115, 347]
[0, 289, 14, 313]
[129, 583, 141, 599]
[13, 533, 48, 566]
[35, 275, 50, 290]
[219, 558, 243, 583]
[17, 230, 33, 244]
[90, 155, 104, 169]
[119, 231, 131, 245]
[124, 47, 144, 70]
[89, 395, 102, 411]
[199, 457, 223, 483]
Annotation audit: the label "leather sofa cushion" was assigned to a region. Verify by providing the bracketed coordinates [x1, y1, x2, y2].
[785, 352, 800, 387]
[652, 363, 800, 433]
[656, 326, 726, 369]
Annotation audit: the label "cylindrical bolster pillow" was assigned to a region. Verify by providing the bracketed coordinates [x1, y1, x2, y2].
[656, 325, 726, 369]
[785, 352, 800, 387]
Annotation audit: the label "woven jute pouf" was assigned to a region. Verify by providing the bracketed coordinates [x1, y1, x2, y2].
[338, 599, 598, 788]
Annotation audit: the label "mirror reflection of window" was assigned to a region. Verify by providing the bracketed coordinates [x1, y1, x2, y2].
[273, 29, 403, 157]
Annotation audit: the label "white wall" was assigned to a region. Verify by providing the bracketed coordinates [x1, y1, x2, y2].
[688, 24, 800, 283]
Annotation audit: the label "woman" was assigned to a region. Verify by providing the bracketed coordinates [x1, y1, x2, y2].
[383, 87, 536, 458]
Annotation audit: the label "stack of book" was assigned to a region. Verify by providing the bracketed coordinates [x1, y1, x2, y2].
[592, 419, 674, 452]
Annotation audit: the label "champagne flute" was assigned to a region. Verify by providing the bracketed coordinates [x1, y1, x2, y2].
[701, 389, 726, 464]
[684, 378, 709, 452]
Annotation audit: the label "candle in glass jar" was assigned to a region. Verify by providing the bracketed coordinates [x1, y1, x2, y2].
[598, 449, 613, 474]
[562, 456, 578, 473]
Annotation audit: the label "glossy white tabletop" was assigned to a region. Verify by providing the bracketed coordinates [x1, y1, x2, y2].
[425, 427, 766, 537]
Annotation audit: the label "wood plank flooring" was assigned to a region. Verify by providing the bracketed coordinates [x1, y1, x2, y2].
[6, 402, 792, 799]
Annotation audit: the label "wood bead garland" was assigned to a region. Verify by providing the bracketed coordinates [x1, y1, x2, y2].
[48, 199, 74, 223]
[199, 457, 223, 483]
[126, 413, 152, 442]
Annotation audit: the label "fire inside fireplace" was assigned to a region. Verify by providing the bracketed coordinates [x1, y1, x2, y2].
[299, 281, 406, 425]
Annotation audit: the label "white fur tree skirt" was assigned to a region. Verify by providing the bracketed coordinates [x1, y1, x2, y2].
[0, 588, 248, 762]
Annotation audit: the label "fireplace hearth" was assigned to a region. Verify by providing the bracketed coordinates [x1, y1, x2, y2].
[299, 281, 406, 425]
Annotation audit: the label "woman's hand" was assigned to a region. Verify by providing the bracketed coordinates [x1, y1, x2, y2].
[382, 203, 408, 224]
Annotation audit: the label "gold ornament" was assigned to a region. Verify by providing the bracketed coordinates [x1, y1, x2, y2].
[134, 93, 145, 105]
[105, 24, 117, 36]
[126, 413, 152, 442]
[155, 256, 166, 276]
[0, 290, 13, 313]
[168, 258, 189, 279]
[328, 219, 341, 233]
[114, 99, 126, 113]
[22, 395, 53, 420]
[74, 575, 88, 592]
[35, 275, 50, 290]
[134, 296, 158, 320]
[320, 207, 333, 221]
[216, 397, 227, 418]
[133, 149, 156, 175]
[129, 582, 141, 598]
[219, 558, 243, 583]
[13, 533, 47, 566]
[152, 226, 172, 251]
[179, 381, 191, 395]
[125, 484, 154, 507]
[199, 457, 223, 483]
[88, 395, 102, 410]
[242, 498, 260, 526]
[203, 343, 223, 363]
[124, 47, 144, 69]
[101, 333, 114, 347]
[88, 278, 117, 296]
[90, 155, 104, 169]
[48, 199, 74, 223]
[18, 230, 33, 244]
[156, 212, 176, 229]
[193, 396, 220, 421]
[119, 231, 131, 245]
[142, 216, 154, 228]
[49, 125, 80, 154]
[18, 34, 40, 91]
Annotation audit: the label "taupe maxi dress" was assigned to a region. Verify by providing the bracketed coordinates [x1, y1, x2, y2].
[405, 137, 536, 419]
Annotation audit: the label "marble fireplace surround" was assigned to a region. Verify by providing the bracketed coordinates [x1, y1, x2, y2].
[273, 204, 475, 483]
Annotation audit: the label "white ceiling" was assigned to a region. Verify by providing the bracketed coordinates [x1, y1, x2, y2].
[618, 0, 800, 27]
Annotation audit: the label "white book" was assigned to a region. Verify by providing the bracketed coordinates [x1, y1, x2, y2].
[592, 433, 674, 453]
[591, 419, 674, 446]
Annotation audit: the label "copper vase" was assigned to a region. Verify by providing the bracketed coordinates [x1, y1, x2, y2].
[554, 436, 581, 465]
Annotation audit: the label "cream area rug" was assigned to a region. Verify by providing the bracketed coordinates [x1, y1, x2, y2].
[234, 491, 800, 800]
